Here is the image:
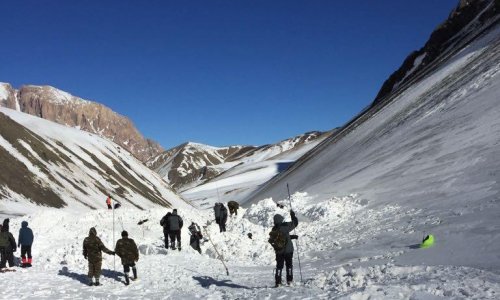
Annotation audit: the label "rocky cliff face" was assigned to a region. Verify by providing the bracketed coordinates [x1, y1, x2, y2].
[0, 83, 163, 162]
[374, 0, 499, 104]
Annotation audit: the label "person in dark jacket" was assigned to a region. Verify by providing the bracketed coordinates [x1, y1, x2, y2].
[214, 203, 228, 232]
[160, 212, 172, 249]
[115, 231, 139, 285]
[214, 203, 222, 224]
[168, 209, 183, 251]
[18, 221, 34, 268]
[0, 220, 16, 269]
[272, 210, 298, 287]
[2, 218, 9, 231]
[227, 201, 239, 216]
[219, 204, 228, 232]
[83, 227, 115, 286]
[188, 222, 203, 254]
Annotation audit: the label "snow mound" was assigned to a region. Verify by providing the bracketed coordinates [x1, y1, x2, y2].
[310, 264, 500, 299]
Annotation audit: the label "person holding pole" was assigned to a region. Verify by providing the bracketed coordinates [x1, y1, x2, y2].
[270, 210, 298, 287]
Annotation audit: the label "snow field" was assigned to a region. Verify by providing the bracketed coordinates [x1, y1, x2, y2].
[2, 190, 500, 299]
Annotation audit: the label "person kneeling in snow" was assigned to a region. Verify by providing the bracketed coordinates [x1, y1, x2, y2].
[18, 221, 34, 267]
[188, 222, 203, 254]
[83, 227, 115, 286]
[115, 230, 139, 285]
[227, 201, 239, 216]
[269, 210, 298, 287]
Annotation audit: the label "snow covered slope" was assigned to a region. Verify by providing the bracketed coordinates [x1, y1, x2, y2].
[0, 108, 190, 216]
[244, 0, 500, 282]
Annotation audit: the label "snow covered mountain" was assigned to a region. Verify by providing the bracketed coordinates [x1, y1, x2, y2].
[1, 2, 500, 299]
[245, 0, 500, 274]
[146, 131, 331, 192]
[0, 107, 189, 216]
[0, 83, 163, 162]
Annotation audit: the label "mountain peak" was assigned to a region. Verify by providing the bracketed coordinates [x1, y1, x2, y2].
[0, 83, 163, 162]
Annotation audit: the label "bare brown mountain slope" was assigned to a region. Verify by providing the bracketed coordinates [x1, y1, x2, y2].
[0, 83, 163, 162]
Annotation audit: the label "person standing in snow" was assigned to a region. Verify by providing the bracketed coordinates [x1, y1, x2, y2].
[2, 218, 10, 231]
[213, 203, 228, 232]
[0, 220, 16, 269]
[214, 202, 222, 224]
[82, 227, 115, 286]
[18, 221, 34, 268]
[219, 204, 228, 232]
[188, 222, 203, 254]
[106, 195, 112, 209]
[160, 212, 172, 249]
[114, 230, 139, 286]
[168, 209, 183, 251]
[227, 201, 239, 216]
[271, 210, 298, 287]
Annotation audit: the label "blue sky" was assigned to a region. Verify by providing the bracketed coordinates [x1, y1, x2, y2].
[0, 0, 458, 149]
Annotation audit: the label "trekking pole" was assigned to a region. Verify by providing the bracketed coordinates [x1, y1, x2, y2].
[203, 223, 229, 276]
[112, 198, 115, 271]
[287, 183, 303, 282]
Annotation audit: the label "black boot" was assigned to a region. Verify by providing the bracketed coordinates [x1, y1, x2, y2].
[87, 277, 93, 286]
[170, 241, 176, 250]
[94, 278, 100, 286]
[132, 267, 138, 280]
[275, 269, 282, 287]
[124, 272, 130, 285]
[286, 267, 293, 285]
[177, 241, 182, 251]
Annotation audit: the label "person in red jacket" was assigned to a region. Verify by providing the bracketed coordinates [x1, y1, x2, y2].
[106, 195, 112, 210]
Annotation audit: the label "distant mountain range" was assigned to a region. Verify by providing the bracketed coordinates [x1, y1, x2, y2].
[146, 131, 333, 192]
[0, 83, 163, 162]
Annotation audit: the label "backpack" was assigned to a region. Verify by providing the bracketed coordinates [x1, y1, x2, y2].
[0, 232, 9, 248]
[268, 227, 287, 251]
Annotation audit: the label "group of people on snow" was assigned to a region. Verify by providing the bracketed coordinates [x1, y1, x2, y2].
[2, 195, 300, 289]
[0, 218, 34, 270]
[82, 227, 139, 286]
[160, 208, 184, 251]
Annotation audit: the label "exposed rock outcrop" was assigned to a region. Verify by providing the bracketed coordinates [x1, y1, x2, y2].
[0, 83, 163, 162]
[374, 0, 498, 104]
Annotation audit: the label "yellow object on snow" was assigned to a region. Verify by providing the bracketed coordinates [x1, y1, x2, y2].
[420, 234, 435, 248]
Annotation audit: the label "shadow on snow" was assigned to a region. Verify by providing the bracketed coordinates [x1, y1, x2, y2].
[192, 276, 250, 289]
[58, 266, 124, 285]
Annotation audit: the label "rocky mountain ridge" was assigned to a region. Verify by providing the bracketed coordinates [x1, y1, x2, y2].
[0, 83, 163, 162]
[147, 131, 331, 191]
[374, 0, 499, 104]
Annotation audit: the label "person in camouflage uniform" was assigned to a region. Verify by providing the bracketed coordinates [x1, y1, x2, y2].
[114, 230, 139, 285]
[82, 227, 115, 286]
[0, 219, 16, 269]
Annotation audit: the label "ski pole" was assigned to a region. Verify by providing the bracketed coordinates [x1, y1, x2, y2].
[112, 198, 115, 271]
[203, 223, 229, 276]
[287, 183, 303, 282]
